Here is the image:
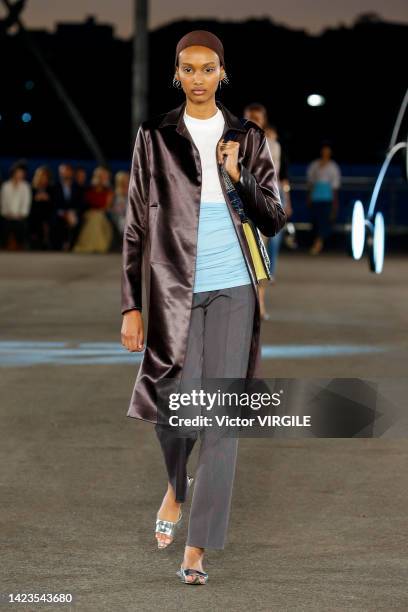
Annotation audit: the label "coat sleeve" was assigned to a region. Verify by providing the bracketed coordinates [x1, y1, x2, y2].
[234, 127, 287, 237]
[121, 125, 150, 315]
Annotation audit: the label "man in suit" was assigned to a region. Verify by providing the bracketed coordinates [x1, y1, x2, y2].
[50, 163, 84, 251]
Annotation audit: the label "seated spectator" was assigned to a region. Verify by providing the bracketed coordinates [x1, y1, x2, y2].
[0, 162, 32, 251]
[108, 170, 129, 249]
[50, 163, 84, 251]
[75, 166, 88, 190]
[74, 166, 88, 212]
[73, 166, 114, 254]
[29, 165, 54, 250]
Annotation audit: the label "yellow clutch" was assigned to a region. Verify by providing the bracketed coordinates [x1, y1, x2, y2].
[242, 220, 270, 282]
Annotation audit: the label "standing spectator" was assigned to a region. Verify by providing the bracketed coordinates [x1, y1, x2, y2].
[73, 166, 114, 253]
[51, 163, 83, 251]
[107, 170, 130, 252]
[263, 124, 293, 275]
[29, 166, 54, 250]
[244, 103, 292, 319]
[0, 162, 32, 250]
[306, 143, 341, 255]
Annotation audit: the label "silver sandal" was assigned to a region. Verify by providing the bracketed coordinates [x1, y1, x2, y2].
[155, 476, 194, 549]
[176, 566, 209, 585]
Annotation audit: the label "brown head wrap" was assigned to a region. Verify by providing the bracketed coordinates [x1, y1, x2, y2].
[174, 30, 226, 70]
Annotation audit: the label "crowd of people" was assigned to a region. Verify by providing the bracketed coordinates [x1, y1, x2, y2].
[0, 161, 130, 253]
[0, 119, 341, 265]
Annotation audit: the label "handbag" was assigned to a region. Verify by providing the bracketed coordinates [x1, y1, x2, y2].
[219, 120, 271, 282]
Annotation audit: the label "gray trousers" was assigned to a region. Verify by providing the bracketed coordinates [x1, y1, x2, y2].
[155, 283, 255, 549]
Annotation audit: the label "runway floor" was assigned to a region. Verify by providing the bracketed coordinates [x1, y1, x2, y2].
[1, 251, 407, 611]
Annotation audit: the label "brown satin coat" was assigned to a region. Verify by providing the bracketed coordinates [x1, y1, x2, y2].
[121, 99, 287, 423]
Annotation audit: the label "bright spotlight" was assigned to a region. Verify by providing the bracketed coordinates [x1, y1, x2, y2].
[368, 212, 385, 274]
[351, 200, 366, 260]
[307, 94, 325, 107]
[21, 112, 32, 123]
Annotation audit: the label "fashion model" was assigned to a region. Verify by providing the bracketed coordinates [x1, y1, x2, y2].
[121, 30, 286, 585]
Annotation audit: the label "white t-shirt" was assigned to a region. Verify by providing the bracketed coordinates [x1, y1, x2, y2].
[307, 159, 341, 189]
[306, 159, 341, 202]
[0, 180, 32, 218]
[183, 107, 226, 203]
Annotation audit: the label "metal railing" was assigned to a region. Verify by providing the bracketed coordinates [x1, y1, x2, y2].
[288, 175, 408, 235]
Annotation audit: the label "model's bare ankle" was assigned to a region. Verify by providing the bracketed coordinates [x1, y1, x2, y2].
[183, 545, 205, 565]
[180, 546, 206, 582]
[186, 545, 204, 554]
[157, 484, 181, 524]
[166, 482, 178, 501]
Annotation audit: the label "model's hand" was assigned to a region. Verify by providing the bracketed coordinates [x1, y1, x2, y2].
[217, 138, 240, 183]
[121, 310, 145, 352]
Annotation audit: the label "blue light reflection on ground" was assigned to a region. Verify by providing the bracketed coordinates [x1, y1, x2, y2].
[0, 341, 389, 367]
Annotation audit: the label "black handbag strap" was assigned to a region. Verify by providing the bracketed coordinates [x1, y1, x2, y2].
[219, 117, 249, 222]
[219, 118, 272, 278]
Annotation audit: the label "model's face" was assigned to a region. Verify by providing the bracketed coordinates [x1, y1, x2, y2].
[175, 46, 225, 104]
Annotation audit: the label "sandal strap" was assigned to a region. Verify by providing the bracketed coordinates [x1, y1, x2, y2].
[155, 512, 182, 536]
[182, 568, 208, 578]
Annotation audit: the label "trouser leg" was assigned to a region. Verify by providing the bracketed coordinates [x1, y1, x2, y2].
[154, 427, 197, 502]
[186, 284, 256, 549]
[154, 291, 204, 502]
[312, 200, 332, 241]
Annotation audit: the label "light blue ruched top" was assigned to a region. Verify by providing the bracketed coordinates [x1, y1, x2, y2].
[193, 201, 251, 293]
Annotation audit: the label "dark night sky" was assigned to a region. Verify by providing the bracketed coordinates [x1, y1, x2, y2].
[1, 1, 407, 165]
[9, 0, 408, 38]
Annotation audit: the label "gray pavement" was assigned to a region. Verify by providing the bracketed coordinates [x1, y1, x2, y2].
[1, 251, 407, 611]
